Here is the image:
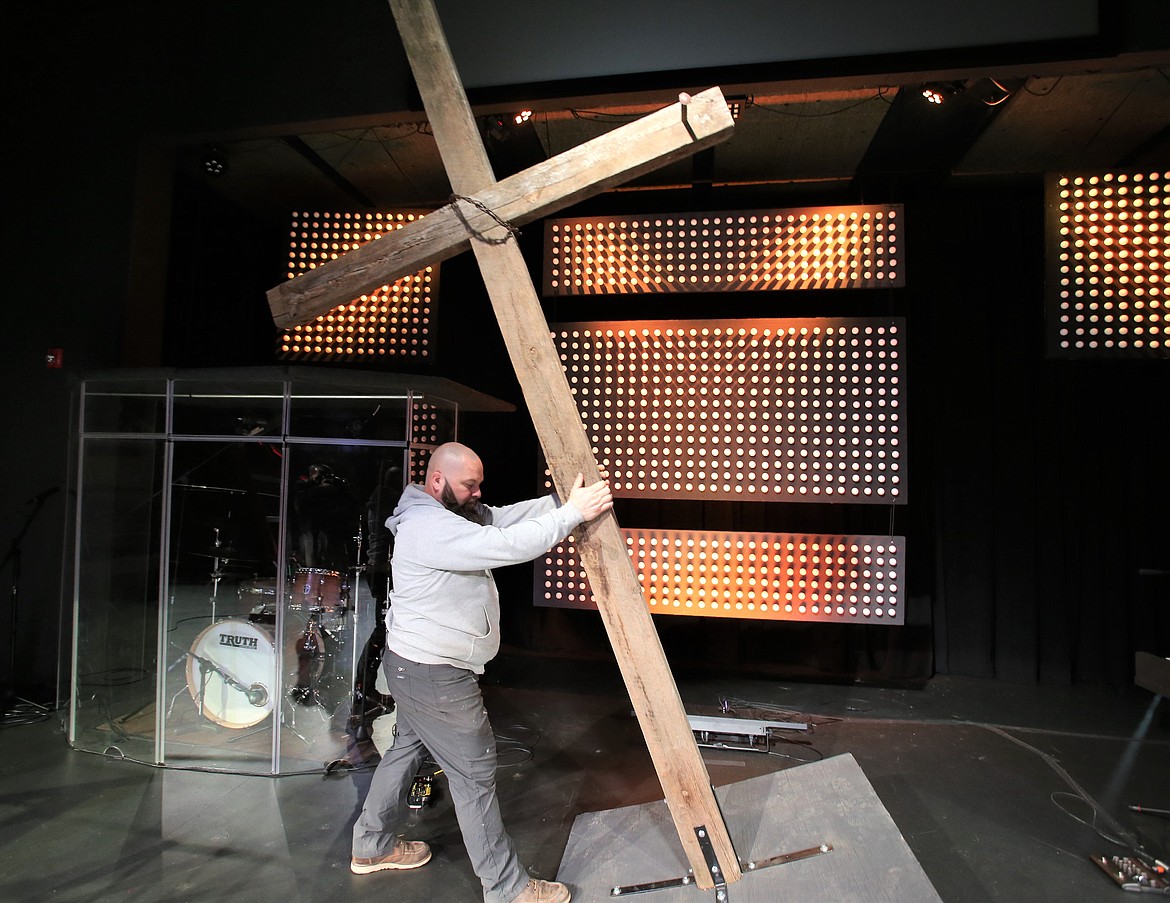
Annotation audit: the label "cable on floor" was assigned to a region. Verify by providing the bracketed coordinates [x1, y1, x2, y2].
[983, 724, 1167, 873]
[495, 723, 537, 768]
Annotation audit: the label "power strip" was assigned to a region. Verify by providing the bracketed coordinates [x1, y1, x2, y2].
[1091, 854, 1170, 894]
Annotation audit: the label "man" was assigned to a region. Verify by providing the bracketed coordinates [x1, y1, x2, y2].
[350, 442, 612, 903]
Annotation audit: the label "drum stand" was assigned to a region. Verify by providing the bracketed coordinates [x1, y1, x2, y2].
[204, 527, 245, 623]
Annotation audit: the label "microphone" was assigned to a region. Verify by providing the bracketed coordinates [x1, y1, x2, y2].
[188, 651, 269, 708]
[26, 486, 60, 505]
[245, 683, 270, 708]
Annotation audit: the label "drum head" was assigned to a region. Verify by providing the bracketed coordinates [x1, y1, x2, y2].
[186, 618, 276, 728]
[291, 568, 343, 609]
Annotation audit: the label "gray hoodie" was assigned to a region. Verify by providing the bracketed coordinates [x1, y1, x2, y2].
[384, 483, 585, 673]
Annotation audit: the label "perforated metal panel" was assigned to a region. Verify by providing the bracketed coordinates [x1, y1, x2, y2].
[277, 211, 436, 362]
[537, 529, 905, 624]
[544, 205, 903, 295]
[1047, 170, 1170, 357]
[409, 406, 443, 483]
[553, 318, 906, 504]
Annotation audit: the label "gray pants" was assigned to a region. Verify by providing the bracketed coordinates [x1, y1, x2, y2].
[351, 649, 529, 903]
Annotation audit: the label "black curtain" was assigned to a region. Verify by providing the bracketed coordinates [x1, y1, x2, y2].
[914, 180, 1170, 687]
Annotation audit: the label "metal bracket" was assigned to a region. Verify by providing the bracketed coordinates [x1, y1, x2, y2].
[609, 841, 833, 898]
[610, 874, 695, 897]
[694, 824, 730, 901]
[745, 842, 834, 874]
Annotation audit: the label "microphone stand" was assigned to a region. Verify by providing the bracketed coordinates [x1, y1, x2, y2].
[186, 649, 270, 710]
[186, 650, 270, 720]
[2, 487, 58, 716]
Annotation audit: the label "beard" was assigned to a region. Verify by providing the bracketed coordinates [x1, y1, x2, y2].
[440, 482, 486, 524]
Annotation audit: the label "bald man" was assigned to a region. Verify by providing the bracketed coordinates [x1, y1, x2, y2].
[350, 443, 612, 903]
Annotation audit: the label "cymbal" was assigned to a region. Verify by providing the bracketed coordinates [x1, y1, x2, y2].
[188, 546, 257, 561]
[173, 481, 248, 495]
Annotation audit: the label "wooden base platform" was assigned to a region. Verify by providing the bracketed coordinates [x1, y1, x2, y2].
[557, 753, 942, 902]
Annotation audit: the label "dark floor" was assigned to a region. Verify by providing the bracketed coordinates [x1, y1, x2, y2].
[2, 651, 1169, 903]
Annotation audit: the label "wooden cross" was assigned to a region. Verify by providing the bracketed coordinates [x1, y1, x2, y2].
[267, 78, 732, 327]
[270, 0, 740, 889]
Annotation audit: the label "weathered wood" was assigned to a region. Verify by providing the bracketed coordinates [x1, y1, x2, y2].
[267, 97, 733, 328]
[385, 0, 741, 888]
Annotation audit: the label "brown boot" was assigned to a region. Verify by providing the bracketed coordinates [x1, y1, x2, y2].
[350, 839, 432, 874]
[510, 878, 571, 903]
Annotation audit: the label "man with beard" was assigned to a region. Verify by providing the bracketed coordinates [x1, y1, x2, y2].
[350, 442, 612, 903]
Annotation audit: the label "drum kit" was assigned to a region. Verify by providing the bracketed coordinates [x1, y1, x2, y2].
[173, 469, 382, 734]
[182, 564, 356, 731]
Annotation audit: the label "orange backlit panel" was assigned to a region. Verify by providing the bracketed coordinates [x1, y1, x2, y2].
[278, 211, 435, 362]
[552, 318, 906, 504]
[544, 205, 904, 295]
[1047, 170, 1170, 357]
[537, 529, 906, 624]
[409, 405, 443, 483]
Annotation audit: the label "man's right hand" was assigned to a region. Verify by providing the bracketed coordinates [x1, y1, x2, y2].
[566, 473, 613, 521]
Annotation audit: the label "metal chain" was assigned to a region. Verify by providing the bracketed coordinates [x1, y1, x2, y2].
[449, 193, 521, 244]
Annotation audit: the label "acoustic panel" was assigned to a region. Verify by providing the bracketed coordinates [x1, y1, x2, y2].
[552, 318, 906, 504]
[537, 529, 906, 625]
[408, 406, 443, 483]
[544, 205, 903, 295]
[277, 211, 436, 362]
[1046, 170, 1170, 357]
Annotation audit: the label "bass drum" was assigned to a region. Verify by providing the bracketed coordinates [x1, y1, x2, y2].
[186, 618, 277, 729]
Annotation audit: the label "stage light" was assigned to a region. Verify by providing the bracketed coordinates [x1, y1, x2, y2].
[537, 529, 906, 624]
[1047, 170, 1170, 357]
[278, 211, 435, 363]
[545, 206, 903, 295]
[725, 95, 750, 120]
[920, 82, 962, 105]
[513, 109, 533, 125]
[203, 147, 228, 176]
[548, 318, 906, 504]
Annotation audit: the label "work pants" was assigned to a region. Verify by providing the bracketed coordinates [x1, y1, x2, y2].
[351, 649, 529, 903]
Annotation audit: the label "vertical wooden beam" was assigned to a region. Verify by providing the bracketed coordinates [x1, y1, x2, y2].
[386, 0, 741, 888]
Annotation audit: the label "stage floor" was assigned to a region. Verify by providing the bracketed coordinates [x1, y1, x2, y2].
[2, 652, 1169, 902]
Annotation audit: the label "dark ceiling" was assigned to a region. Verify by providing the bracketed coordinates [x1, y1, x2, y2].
[184, 59, 1170, 223]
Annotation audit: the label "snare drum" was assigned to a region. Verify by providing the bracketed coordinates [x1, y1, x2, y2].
[186, 618, 276, 729]
[239, 577, 278, 623]
[238, 577, 278, 605]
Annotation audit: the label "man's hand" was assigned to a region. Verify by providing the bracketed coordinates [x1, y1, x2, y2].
[566, 473, 613, 521]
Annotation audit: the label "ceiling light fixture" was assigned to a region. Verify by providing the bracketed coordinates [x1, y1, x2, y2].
[203, 146, 228, 176]
[920, 82, 963, 105]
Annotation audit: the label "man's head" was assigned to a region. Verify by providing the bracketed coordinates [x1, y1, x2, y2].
[424, 442, 485, 522]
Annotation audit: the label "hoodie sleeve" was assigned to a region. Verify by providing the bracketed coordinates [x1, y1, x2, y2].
[406, 501, 584, 571]
[484, 494, 558, 528]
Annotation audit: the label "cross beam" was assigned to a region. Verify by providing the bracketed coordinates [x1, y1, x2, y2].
[266, 87, 733, 329]
[273, 0, 742, 888]
[387, 0, 741, 887]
